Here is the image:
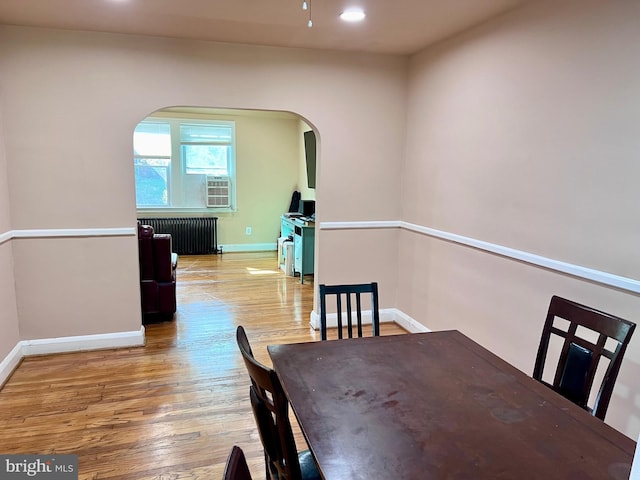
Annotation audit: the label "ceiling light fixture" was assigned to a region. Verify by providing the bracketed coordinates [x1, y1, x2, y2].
[305, 0, 313, 27]
[340, 8, 366, 22]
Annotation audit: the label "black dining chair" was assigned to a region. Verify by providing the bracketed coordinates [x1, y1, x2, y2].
[533, 295, 636, 420]
[223, 445, 253, 480]
[319, 282, 380, 341]
[236, 326, 321, 480]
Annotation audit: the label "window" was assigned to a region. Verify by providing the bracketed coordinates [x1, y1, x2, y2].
[181, 123, 233, 176]
[134, 118, 236, 211]
[134, 122, 171, 207]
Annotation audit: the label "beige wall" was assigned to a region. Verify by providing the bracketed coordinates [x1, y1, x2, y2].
[0, 104, 10, 233]
[401, 0, 640, 437]
[231, 114, 300, 246]
[0, 105, 20, 361]
[318, 228, 399, 308]
[0, 26, 407, 341]
[13, 237, 142, 338]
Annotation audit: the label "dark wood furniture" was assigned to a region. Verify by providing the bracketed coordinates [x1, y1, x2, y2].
[223, 446, 253, 480]
[268, 331, 635, 480]
[137, 222, 178, 322]
[533, 295, 636, 420]
[319, 282, 380, 340]
[236, 326, 321, 480]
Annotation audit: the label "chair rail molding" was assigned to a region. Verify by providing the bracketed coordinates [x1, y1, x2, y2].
[319, 220, 640, 295]
[5, 223, 637, 294]
[0, 227, 137, 245]
[0, 230, 12, 245]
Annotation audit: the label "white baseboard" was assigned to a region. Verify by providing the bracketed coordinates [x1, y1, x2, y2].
[310, 308, 429, 334]
[0, 327, 146, 387]
[392, 309, 431, 333]
[220, 243, 277, 253]
[0, 342, 25, 388]
[21, 327, 146, 356]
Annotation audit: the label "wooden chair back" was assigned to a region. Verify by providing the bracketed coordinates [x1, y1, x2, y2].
[533, 295, 635, 420]
[236, 326, 303, 480]
[319, 282, 380, 341]
[223, 446, 253, 480]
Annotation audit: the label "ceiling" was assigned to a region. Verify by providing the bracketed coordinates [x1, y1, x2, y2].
[0, 0, 529, 55]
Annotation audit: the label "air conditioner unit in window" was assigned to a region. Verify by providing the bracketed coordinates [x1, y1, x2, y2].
[206, 175, 231, 208]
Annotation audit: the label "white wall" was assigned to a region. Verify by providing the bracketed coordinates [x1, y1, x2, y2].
[401, 0, 640, 438]
[0, 26, 407, 340]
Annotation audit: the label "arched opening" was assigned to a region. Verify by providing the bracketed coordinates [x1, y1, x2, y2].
[133, 105, 317, 270]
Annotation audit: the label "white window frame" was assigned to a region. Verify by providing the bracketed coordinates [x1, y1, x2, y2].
[134, 117, 236, 213]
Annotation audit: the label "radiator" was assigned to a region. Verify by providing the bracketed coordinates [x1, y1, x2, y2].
[138, 217, 221, 255]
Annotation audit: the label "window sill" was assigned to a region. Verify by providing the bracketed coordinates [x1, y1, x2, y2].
[136, 207, 236, 216]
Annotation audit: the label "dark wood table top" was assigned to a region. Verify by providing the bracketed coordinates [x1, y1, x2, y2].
[268, 330, 635, 480]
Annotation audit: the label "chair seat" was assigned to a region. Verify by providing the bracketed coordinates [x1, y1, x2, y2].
[298, 450, 321, 480]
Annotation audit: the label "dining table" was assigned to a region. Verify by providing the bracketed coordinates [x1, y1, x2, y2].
[267, 330, 635, 479]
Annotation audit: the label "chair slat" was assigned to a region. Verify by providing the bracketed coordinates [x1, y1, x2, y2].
[319, 282, 380, 341]
[533, 295, 635, 420]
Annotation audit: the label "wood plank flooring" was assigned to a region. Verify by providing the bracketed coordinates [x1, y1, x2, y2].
[0, 252, 406, 479]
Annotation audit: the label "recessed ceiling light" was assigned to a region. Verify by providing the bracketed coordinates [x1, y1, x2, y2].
[340, 8, 366, 22]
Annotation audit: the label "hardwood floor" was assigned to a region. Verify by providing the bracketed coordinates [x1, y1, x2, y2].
[0, 252, 406, 479]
